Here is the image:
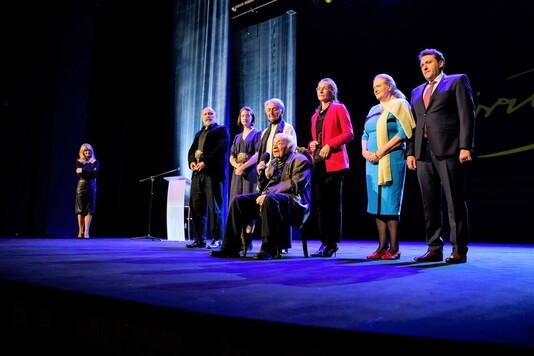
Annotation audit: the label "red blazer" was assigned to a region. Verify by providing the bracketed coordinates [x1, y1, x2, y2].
[309, 102, 354, 172]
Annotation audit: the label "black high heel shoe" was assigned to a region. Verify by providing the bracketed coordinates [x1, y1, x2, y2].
[310, 244, 327, 257]
[321, 244, 338, 257]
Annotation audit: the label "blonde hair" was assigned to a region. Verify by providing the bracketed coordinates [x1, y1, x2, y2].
[78, 143, 96, 163]
[317, 77, 339, 102]
[374, 73, 406, 100]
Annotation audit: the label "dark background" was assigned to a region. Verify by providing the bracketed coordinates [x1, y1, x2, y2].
[1, 0, 532, 243]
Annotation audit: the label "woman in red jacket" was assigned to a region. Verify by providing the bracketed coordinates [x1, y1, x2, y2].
[308, 78, 354, 257]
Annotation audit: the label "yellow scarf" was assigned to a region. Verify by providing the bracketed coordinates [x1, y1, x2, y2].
[376, 98, 416, 185]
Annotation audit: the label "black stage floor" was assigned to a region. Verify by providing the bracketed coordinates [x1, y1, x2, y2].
[1, 237, 533, 355]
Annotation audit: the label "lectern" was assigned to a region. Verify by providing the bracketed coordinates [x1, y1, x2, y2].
[164, 176, 191, 241]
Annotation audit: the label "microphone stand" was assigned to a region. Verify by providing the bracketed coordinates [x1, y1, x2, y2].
[131, 168, 180, 241]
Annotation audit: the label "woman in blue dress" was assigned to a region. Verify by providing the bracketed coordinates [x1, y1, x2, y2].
[229, 106, 262, 253]
[361, 74, 415, 260]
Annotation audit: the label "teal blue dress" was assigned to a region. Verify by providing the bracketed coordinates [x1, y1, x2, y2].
[362, 104, 408, 215]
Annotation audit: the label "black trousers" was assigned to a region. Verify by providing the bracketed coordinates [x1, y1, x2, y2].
[417, 142, 469, 253]
[223, 192, 293, 253]
[189, 172, 224, 242]
[313, 160, 346, 245]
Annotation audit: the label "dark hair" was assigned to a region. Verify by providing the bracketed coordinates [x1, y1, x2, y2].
[418, 48, 445, 67]
[236, 106, 255, 126]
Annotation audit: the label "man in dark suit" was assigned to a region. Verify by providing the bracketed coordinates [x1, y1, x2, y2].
[406, 48, 475, 264]
[186, 107, 230, 249]
[210, 133, 312, 260]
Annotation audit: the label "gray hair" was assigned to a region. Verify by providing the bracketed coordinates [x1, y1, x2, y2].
[275, 132, 296, 155]
[264, 98, 285, 116]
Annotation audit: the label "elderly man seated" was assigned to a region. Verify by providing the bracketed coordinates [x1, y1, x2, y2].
[210, 133, 312, 260]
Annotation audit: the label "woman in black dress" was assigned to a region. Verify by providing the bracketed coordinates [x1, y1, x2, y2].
[75, 143, 99, 238]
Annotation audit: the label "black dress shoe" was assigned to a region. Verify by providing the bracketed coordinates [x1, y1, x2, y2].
[209, 249, 240, 258]
[445, 252, 467, 264]
[253, 250, 281, 260]
[186, 240, 206, 248]
[414, 250, 443, 262]
[207, 239, 221, 249]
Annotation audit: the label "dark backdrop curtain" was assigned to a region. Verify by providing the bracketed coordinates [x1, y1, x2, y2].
[0, 0, 97, 237]
[174, 0, 230, 222]
[230, 13, 297, 139]
[1, 0, 533, 243]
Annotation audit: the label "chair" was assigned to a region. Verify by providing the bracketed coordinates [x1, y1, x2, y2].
[291, 227, 308, 257]
[296, 146, 313, 257]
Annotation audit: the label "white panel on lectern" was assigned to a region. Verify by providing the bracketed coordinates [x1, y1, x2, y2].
[164, 176, 191, 241]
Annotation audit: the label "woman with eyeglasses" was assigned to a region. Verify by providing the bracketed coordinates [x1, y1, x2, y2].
[308, 78, 354, 257]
